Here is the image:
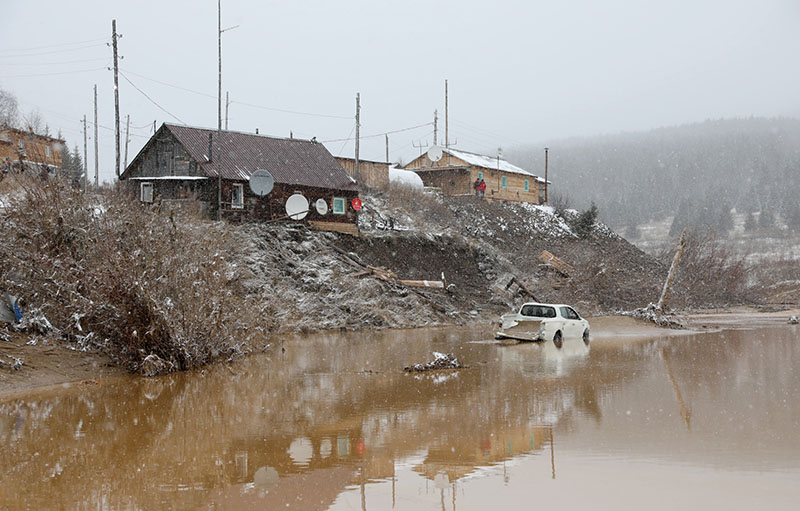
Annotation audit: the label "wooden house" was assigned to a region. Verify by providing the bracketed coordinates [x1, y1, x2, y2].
[121, 124, 360, 235]
[404, 147, 547, 204]
[334, 156, 390, 188]
[0, 127, 64, 174]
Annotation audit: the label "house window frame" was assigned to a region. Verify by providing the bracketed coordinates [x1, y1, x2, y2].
[524, 179, 530, 192]
[477, 171, 484, 180]
[231, 183, 244, 209]
[333, 197, 346, 215]
[501, 175, 507, 189]
[45, 145, 51, 157]
[140, 182, 154, 203]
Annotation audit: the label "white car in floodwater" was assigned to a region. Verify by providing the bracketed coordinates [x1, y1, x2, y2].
[496, 302, 590, 347]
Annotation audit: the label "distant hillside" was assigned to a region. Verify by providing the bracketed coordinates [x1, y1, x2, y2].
[508, 118, 800, 235]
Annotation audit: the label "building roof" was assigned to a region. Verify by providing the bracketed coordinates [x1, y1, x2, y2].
[125, 124, 358, 192]
[442, 148, 546, 183]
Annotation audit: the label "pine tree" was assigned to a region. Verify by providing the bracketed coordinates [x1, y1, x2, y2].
[744, 211, 757, 231]
[572, 202, 598, 238]
[759, 206, 775, 229]
[716, 202, 733, 236]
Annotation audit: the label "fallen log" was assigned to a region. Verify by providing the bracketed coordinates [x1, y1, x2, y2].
[404, 352, 464, 372]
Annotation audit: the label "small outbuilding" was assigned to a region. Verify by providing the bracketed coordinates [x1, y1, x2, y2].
[404, 147, 547, 204]
[121, 124, 360, 235]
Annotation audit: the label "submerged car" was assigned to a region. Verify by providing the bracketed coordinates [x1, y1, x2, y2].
[496, 302, 590, 347]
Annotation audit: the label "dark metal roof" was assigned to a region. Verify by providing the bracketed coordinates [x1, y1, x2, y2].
[165, 124, 358, 191]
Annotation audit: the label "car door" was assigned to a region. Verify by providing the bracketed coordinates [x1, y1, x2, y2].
[559, 307, 579, 337]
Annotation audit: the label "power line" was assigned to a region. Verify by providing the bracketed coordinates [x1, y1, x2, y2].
[323, 122, 433, 143]
[120, 68, 352, 120]
[2, 66, 107, 78]
[2, 57, 110, 67]
[336, 123, 357, 156]
[119, 71, 186, 125]
[0, 37, 106, 53]
[0, 43, 107, 58]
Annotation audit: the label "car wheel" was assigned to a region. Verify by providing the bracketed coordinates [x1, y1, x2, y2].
[553, 331, 563, 349]
[583, 329, 590, 345]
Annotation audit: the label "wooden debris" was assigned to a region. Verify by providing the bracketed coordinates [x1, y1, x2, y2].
[656, 229, 686, 312]
[538, 250, 574, 277]
[404, 352, 464, 372]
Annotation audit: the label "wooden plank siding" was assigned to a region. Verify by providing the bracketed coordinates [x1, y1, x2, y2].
[405, 152, 544, 204]
[335, 157, 390, 188]
[0, 128, 64, 170]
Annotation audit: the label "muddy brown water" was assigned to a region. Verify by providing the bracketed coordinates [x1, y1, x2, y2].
[2, 320, 800, 510]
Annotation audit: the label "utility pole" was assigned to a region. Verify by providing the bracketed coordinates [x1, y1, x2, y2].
[225, 91, 230, 130]
[93, 85, 99, 188]
[218, 0, 222, 132]
[444, 80, 449, 149]
[433, 109, 438, 146]
[82, 115, 88, 193]
[112, 19, 121, 178]
[385, 133, 389, 163]
[544, 147, 549, 204]
[354, 92, 360, 183]
[123, 114, 130, 170]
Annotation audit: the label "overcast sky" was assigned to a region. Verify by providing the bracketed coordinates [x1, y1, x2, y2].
[3, 0, 800, 183]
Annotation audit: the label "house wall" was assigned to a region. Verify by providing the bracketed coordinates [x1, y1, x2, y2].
[124, 130, 199, 179]
[0, 128, 64, 169]
[414, 168, 471, 195]
[220, 182, 359, 224]
[335, 157, 389, 188]
[471, 167, 542, 204]
[405, 152, 543, 204]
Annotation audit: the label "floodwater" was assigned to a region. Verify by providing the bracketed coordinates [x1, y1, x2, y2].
[2, 321, 800, 510]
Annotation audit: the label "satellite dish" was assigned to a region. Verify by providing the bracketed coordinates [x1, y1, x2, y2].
[315, 198, 329, 215]
[428, 145, 443, 162]
[285, 193, 309, 220]
[249, 169, 274, 197]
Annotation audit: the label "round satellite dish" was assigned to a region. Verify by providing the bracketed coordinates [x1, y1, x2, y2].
[428, 145, 443, 162]
[249, 169, 274, 197]
[285, 193, 309, 220]
[315, 198, 328, 215]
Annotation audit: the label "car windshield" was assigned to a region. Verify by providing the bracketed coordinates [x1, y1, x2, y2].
[520, 305, 556, 318]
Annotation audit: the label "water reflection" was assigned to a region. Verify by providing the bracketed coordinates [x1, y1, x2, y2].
[1, 325, 800, 510]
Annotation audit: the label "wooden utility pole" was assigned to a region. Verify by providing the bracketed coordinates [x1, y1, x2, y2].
[93, 85, 99, 188]
[354, 92, 360, 183]
[82, 115, 88, 193]
[112, 19, 121, 178]
[123, 114, 130, 170]
[433, 109, 438, 146]
[657, 229, 687, 311]
[218, 0, 222, 132]
[544, 147, 549, 204]
[444, 80, 449, 149]
[385, 133, 389, 163]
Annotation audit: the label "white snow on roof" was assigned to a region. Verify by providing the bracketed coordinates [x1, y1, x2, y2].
[389, 165, 424, 189]
[444, 148, 547, 183]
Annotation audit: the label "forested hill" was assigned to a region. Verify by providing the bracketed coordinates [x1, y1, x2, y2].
[508, 118, 800, 234]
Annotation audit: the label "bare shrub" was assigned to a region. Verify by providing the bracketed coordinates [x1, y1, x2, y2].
[662, 229, 751, 307]
[0, 175, 269, 373]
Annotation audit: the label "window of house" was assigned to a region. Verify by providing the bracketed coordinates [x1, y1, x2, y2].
[140, 182, 154, 203]
[501, 175, 507, 189]
[477, 171, 483, 180]
[333, 197, 346, 214]
[45, 145, 51, 157]
[524, 179, 529, 192]
[231, 183, 244, 209]
[17, 139, 24, 150]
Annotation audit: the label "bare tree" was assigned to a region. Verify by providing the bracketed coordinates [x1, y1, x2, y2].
[22, 108, 47, 136]
[0, 87, 20, 128]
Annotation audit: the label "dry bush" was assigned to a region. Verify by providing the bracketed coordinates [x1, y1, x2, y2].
[663, 229, 751, 307]
[0, 174, 269, 373]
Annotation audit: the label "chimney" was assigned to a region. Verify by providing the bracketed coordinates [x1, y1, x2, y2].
[255, 128, 259, 135]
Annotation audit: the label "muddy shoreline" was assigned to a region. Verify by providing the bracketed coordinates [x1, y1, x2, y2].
[3, 308, 797, 399]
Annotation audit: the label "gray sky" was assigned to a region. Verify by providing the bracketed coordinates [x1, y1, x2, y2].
[3, 0, 800, 183]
